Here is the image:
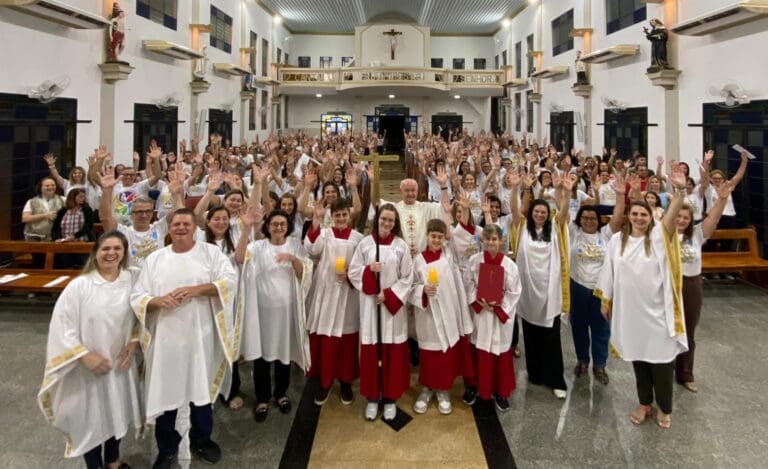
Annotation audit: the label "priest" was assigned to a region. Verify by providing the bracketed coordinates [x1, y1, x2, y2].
[131, 208, 237, 468]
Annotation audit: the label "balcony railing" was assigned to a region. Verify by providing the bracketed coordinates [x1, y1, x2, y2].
[278, 66, 504, 88]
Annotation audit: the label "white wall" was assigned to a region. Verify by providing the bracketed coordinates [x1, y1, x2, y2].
[0, 0, 286, 166]
[358, 24, 427, 67]
[430, 36, 494, 69]
[289, 35, 355, 67]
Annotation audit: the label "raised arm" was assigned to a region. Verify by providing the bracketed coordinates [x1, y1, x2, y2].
[234, 206, 262, 265]
[346, 167, 362, 220]
[165, 162, 186, 221]
[297, 169, 318, 219]
[663, 164, 688, 234]
[729, 152, 749, 186]
[554, 173, 571, 227]
[145, 143, 163, 187]
[43, 153, 68, 189]
[98, 165, 118, 232]
[608, 172, 626, 233]
[193, 172, 221, 227]
[701, 182, 733, 239]
[698, 150, 713, 197]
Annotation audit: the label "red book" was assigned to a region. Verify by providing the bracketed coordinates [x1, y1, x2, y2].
[477, 263, 504, 305]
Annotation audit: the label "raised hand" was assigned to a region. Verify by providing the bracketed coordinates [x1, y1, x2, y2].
[481, 195, 491, 215]
[562, 173, 576, 192]
[435, 164, 448, 186]
[206, 172, 221, 193]
[241, 204, 265, 227]
[313, 198, 326, 220]
[704, 150, 714, 163]
[43, 153, 56, 166]
[716, 181, 733, 200]
[614, 172, 626, 195]
[628, 173, 641, 192]
[99, 165, 117, 189]
[148, 141, 162, 160]
[523, 172, 537, 189]
[656, 155, 664, 166]
[346, 167, 359, 187]
[668, 164, 686, 189]
[552, 172, 564, 189]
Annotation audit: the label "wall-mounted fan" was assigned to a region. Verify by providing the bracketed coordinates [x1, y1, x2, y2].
[154, 93, 180, 110]
[28, 75, 70, 103]
[601, 96, 626, 114]
[707, 82, 751, 108]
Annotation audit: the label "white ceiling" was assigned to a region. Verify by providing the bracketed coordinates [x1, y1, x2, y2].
[259, 0, 528, 34]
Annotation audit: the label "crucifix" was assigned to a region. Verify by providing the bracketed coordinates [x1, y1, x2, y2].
[382, 28, 402, 60]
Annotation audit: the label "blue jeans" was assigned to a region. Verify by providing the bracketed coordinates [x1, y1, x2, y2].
[569, 279, 610, 368]
[155, 403, 213, 458]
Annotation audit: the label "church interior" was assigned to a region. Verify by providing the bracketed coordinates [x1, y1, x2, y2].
[2, 0, 768, 467]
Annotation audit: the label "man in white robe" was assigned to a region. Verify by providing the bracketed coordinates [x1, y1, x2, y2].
[131, 209, 237, 468]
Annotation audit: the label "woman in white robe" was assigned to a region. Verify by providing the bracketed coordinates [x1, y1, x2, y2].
[39, 230, 142, 469]
[304, 199, 363, 406]
[596, 164, 690, 429]
[235, 208, 313, 422]
[509, 170, 572, 399]
[349, 203, 414, 422]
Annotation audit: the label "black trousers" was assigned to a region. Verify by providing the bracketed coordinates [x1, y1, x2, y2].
[522, 317, 566, 391]
[155, 403, 213, 458]
[632, 361, 674, 414]
[220, 361, 242, 404]
[83, 437, 120, 469]
[511, 317, 520, 347]
[253, 358, 291, 404]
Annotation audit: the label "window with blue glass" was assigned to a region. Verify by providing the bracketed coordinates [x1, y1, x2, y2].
[210, 5, 232, 53]
[136, 0, 177, 30]
[606, 0, 646, 35]
[552, 9, 574, 56]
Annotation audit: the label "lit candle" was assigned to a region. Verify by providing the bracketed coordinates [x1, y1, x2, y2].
[427, 267, 438, 285]
[335, 257, 345, 273]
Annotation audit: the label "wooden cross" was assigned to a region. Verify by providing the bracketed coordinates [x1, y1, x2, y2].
[356, 152, 400, 203]
[382, 28, 402, 60]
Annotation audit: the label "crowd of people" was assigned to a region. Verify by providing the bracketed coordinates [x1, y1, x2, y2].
[31, 129, 748, 468]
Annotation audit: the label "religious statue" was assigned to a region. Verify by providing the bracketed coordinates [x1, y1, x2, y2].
[574, 50, 588, 85]
[382, 28, 402, 61]
[643, 18, 669, 72]
[193, 46, 210, 81]
[106, 2, 126, 62]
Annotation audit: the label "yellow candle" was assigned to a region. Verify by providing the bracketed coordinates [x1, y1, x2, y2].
[427, 267, 438, 285]
[335, 257, 345, 273]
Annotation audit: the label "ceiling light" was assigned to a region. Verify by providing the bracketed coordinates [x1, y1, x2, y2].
[502, 18, 511, 28]
[454, 95, 461, 99]
[315, 93, 322, 98]
[388, 94, 395, 99]
[273, 15, 282, 24]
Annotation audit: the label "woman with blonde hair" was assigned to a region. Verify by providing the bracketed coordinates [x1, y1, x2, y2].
[39, 230, 142, 469]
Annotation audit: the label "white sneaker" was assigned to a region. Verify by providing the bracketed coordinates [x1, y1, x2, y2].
[413, 388, 433, 414]
[553, 389, 567, 399]
[435, 391, 452, 415]
[383, 403, 397, 421]
[365, 401, 378, 421]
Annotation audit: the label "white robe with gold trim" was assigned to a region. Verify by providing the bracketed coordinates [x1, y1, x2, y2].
[38, 269, 143, 458]
[131, 242, 237, 423]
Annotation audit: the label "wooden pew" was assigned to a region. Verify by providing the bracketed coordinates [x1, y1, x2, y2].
[702, 227, 768, 276]
[0, 241, 93, 292]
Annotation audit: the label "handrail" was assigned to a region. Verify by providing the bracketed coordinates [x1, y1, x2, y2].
[278, 66, 504, 86]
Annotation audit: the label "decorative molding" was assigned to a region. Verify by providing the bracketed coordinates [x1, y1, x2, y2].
[143, 40, 203, 60]
[569, 28, 593, 37]
[99, 62, 134, 84]
[0, 0, 110, 29]
[240, 90, 256, 100]
[670, 1, 768, 36]
[579, 44, 639, 64]
[189, 23, 212, 33]
[530, 92, 542, 103]
[571, 84, 592, 98]
[530, 66, 569, 79]
[646, 69, 681, 90]
[505, 78, 528, 88]
[190, 80, 212, 94]
[526, 50, 543, 58]
[213, 63, 251, 76]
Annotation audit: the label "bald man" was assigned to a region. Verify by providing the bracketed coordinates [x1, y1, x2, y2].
[382, 172, 449, 257]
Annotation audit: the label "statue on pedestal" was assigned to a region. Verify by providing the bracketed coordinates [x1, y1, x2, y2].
[574, 50, 588, 85]
[107, 2, 126, 63]
[643, 18, 669, 72]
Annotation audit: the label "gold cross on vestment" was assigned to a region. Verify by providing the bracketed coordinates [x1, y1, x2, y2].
[355, 152, 400, 203]
[382, 29, 403, 60]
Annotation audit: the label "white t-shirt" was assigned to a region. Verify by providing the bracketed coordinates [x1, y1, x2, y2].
[569, 223, 613, 289]
[184, 176, 208, 197]
[568, 190, 591, 221]
[598, 183, 616, 207]
[705, 186, 736, 217]
[680, 225, 706, 277]
[684, 187, 704, 222]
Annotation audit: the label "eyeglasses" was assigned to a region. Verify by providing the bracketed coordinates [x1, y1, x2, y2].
[269, 222, 288, 228]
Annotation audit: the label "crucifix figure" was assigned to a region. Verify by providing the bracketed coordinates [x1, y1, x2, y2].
[382, 28, 402, 60]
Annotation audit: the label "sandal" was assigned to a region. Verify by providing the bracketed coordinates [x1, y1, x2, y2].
[574, 362, 588, 378]
[277, 396, 292, 414]
[228, 395, 244, 411]
[593, 367, 609, 385]
[512, 346, 522, 358]
[629, 405, 653, 425]
[657, 411, 672, 429]
[683, 381, 698, 393]
[253, 403, 268, 422]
